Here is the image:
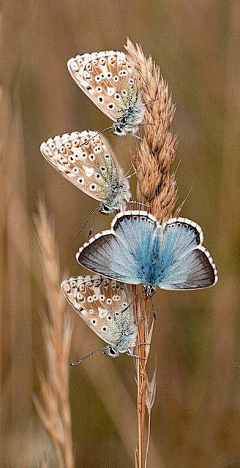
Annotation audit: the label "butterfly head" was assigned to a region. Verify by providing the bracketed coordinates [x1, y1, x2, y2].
[143, 284, 156, 297]
[99, 204, 113, 214]
[104, 345, 120, 358]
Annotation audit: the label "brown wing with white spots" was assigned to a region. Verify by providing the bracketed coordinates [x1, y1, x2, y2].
[40, 131, 128, 207]
[61, 275, 135, 349]
[67, 51, 138, 122]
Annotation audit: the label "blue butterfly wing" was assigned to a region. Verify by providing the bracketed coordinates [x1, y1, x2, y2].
[156, 219, 217, 289]
[77, 212, 160, 284]
[77, 212, 217, 289]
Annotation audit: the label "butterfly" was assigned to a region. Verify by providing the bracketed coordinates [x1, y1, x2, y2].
[61, 275, 137, 361]
[40, 131, 131, 214]
[67, 51, 145, 136]
[76, 211, 218, 295]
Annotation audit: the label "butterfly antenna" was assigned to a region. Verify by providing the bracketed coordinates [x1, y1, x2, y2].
[74, 206, 100, 239]
[124, 164, 136, 178]
[79, 126, 114, 148]
[70, 347, 107, 366]
[88, 209, 99, 237]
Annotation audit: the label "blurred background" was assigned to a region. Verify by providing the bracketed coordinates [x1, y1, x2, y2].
[2, 0, 240, 467]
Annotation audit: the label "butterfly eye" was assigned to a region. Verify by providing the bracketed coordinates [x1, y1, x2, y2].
[95, 174, 101, 180]
[73, 167, 78, 174]
[115, 93, 121, 100]
[90, 184, 96, 191]
[70, 280, 77, 287]
[107, 72, 112, 78]
[89, 154, 95, 161]
[95, 75, 101, 82]
[100, 295, 105, 301]
[91, 318, 97, 325]
[92, 295, 98, 301]
[96, 86, 102, 93]
[121, 90, 127, 96]
[104, 154, 110, 159]
[98, 96, 104, 103]
[87, 296, 93, 303]
[106, 299, 112, 305]
[113, 75, 119, 82]
[100, 205, 110, 214]
[128, 78, 134, 85]
[107, 103, 115, 110]
[122, 303, 127, 308]
[101, 326, 108, 332]
[78, 178, 84, 185]
[100, 166, 106, 172]
[81, 152, 87, 159]
[107, 316, 112, 321]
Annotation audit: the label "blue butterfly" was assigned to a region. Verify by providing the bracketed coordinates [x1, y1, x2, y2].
[76, 211, 218, 295]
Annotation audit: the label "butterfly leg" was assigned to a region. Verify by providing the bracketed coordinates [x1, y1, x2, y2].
[127, 351, 147, 360]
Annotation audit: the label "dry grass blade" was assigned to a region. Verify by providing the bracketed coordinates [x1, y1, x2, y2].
[34, 199, 74, 468]
[145, 366, 157, 468]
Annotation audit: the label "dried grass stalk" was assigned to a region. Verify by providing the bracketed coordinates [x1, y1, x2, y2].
[125, 39, 179, 468]
[125, 38, 178, 223]
[33, 199, 74, 468]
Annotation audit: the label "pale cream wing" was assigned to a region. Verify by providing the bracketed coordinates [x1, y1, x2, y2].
[40, 131, 122, 204]
[61, 275, 133, 348]
[67, 51, 138, 122]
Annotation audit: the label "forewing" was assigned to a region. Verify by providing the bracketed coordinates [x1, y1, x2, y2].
[61, 275, 134, 349]
[67, 51, 138, 121]
[40, 131, 121, 204]
[156, 218, 217, 289]
[77, 211, 159, 285]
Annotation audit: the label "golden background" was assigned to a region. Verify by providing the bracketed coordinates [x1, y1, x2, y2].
[2, 1, 240, 467]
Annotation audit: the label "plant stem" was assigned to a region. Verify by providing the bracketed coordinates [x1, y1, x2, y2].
[133, 286, 148, 468]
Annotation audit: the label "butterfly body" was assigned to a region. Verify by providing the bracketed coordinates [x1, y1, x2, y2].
[40, 131, 131, 213]
[76, 211, 218, 291]
[61, 275, 137, 357]
[67, 51, 145, 136]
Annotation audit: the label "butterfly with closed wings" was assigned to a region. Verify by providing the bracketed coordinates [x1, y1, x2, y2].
[40, 131, 131, 214]
[76, 211, 218, 296]
[61, 275, 137, 362]
[67, 51, 145, 136]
